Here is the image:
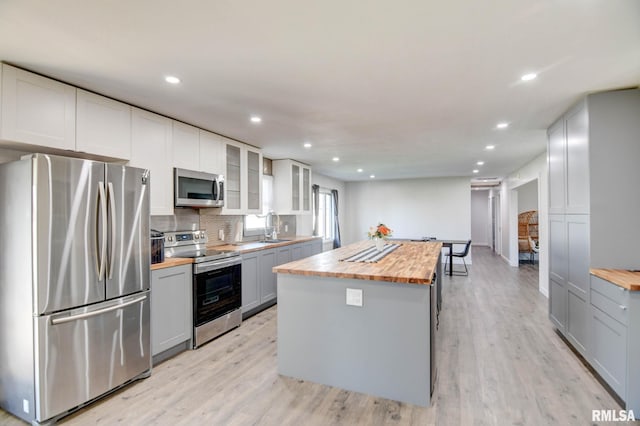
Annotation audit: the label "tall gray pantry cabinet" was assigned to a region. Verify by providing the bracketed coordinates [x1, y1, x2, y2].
[547, 89, 640, 409]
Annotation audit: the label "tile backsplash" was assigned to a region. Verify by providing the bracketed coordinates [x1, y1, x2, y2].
[151, 208, 298, 246]
[150, 209, 199, 232]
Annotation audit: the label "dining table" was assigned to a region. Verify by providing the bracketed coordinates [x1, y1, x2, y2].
[404, 238, 468, 276]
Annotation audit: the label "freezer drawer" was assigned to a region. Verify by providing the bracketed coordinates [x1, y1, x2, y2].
[35, 291, 151, 422]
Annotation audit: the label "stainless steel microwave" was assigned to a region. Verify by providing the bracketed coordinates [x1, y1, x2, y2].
[174, 168, 224, 208]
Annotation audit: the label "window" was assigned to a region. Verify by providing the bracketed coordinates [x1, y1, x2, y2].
[244, 176, 273, 237]
[315, 191, 335, 242]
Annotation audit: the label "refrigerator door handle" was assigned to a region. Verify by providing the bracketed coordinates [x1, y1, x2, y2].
[107, 182, 116, 280]
[50, 295, 148, 325]
[97, 182, 108, 280]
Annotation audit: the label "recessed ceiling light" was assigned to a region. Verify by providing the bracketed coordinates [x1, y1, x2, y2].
[303, 142, 312, 148]
[496, 122, 509, 129]
[250, 116, 262, 123]
[485, 145, 495, 150]
[369, 174, 375, 179]
[473, 169, 479, 174]
[357, 168, 363, 173]
[521, 73, 537, 81]
[332, 157, 340, 162]
[165, 75, 180, 84]
[477, 161, 485, 166]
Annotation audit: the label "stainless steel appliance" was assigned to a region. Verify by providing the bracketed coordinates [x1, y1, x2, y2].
[164, 230, 242, 348]
[0, 154, 151, 425]
[174, 168, 224, 208]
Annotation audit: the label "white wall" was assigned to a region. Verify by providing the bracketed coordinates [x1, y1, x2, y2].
[517, 179, 538, 213]
[500, 152, 549, 297]
[471, 190, 490, 246]
[344, 176, 471, 247]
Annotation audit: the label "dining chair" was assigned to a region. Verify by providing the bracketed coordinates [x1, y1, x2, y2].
[444, 240, 472, 276]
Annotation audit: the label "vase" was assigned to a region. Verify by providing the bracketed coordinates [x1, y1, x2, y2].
[375, 238, 385, 251]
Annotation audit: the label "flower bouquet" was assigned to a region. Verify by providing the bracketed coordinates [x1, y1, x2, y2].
[368, 223, 392, 250]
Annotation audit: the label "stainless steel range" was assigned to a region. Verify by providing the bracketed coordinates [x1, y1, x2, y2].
[164, 230, 242, 348]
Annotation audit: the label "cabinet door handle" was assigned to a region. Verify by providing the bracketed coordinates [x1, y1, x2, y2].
[619, 305, 627, 311]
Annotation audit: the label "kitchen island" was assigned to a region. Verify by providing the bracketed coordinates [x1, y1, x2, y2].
[273, 240, 442, 407]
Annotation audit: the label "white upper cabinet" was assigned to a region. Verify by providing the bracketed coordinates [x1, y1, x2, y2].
[273, 159, 312, 215]
[172, 124, 224, 176]
[245, 146, 262, 213]
[199, 130, 224, 175]
[172, 121, 199, 170]
[76, 89, 131, 160]
[130, 108, 173, 215]
[220, 139, 262, 215]
[0, 64, 76, 150]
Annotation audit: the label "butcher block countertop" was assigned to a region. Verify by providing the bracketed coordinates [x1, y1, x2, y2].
[273, 240, 442, 284]
[212, 236, 321, 254]
[150, 257, 193, 271]
[590, 268, 640, 291]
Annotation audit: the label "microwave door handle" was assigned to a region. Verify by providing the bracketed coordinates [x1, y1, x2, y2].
[212, 180, 218, 200]
[219, 181, 224, 201]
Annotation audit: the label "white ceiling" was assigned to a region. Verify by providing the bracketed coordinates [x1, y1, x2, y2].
[0, 1, 638, 182]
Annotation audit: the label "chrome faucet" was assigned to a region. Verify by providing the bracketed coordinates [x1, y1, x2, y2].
[265, 211, 279, 240]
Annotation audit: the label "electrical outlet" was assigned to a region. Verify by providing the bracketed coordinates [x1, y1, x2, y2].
[218, 229, 225, 240]
[23, 399, 29, 413]
[346, 288, 363, 307]
[284, 224, 289, 232]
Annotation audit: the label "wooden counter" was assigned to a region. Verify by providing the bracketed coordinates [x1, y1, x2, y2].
[150, 257, 193, 271]
[590, 268, 640, 291]
[212, 236, 321, 254]
[273, 240, 442, 284]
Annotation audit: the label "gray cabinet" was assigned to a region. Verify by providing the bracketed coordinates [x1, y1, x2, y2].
[242, 239, 323, 318]
[548, 90, 640, 358]
[242, 248, 278, 315]
[241, 252, 260, 313]
[276, 246, 291, 266]
[565, 215, 589, 356]
[547, 120, 565, 215]
[260, 249, 277, 303]
[549, 217, 566, 331]
[589, 276, 630, 402]
[151, 264, 192, 361]
[564, 103, 589, 214]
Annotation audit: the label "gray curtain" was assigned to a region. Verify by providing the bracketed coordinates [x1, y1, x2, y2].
[331, 189, 341, 248]
[312, 184, 320, 236]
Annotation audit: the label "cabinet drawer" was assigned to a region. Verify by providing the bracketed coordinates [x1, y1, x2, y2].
[590, 305, 627, 399]
[591, 289, 628, 326]
[591, 275, 628, 305]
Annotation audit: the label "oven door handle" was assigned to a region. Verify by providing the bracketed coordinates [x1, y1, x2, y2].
[194, 257, 242, 274]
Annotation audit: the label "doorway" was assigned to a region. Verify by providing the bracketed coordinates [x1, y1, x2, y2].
[515, 179, 539, 266]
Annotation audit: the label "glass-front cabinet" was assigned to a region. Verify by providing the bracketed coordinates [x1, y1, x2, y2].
[221, 141, 262, 215]
[273, 159, 312, 215]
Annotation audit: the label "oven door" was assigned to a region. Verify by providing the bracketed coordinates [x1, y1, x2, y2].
[193, 258, 241, 326]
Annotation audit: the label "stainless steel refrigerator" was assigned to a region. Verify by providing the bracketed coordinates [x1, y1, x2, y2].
[0, 154, 152, 424]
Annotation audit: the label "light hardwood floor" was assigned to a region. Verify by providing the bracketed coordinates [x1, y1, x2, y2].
[0, 247, 622, 425]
